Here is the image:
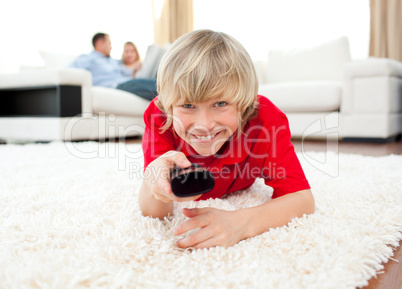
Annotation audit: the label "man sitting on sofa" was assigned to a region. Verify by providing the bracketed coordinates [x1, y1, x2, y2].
[69, 32, 157, 101]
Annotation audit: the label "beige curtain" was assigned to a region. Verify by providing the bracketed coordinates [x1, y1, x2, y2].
[152, 0, 194, 46]
[369, 0, 402, 61]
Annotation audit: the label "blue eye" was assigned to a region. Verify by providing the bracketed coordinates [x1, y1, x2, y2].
[215, 101, 227, 107]
[182, 104, 195, 109]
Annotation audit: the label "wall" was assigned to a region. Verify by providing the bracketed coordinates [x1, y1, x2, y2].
[0, 0, 371, 74]
[0, 0, 154, 74]
[194, 0, 370, 61]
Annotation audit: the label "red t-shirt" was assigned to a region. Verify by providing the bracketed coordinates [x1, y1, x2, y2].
[142, 95, 310, 200]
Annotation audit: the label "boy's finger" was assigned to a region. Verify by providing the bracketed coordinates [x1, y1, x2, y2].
[162, 151, 191, 168]
[176, 227, 214, 249]
[173, 215, 207, 236]
[158, 179, 173, 195]
[163, 183, 173, 195]
[172, 152, 191, 168]
[182, 207, 212, 217]
[152, 192, 171, 203]
[173, 194, 203, 202]
[153, 177, 172, 196]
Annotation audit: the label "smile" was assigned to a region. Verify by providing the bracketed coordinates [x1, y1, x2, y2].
[194, 134, 216, 140]
[189, 131, 222, 142]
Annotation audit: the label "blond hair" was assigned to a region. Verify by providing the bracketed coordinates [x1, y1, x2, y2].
[122, 41, 140, 64]
[156, 29, 259, 132]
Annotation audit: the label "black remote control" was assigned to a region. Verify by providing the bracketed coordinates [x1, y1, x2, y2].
[170, 164, 215, 197]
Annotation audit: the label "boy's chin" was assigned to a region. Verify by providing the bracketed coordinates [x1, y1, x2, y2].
[192, 148, 214, 157]
[190, 142, 225, 157]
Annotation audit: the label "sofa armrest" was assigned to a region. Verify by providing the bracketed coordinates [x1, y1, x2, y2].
[342, 58, 402, 114]
[0, 67, 92, 88]
[344, 57, 402, 79]
[0, 68, 93, 114]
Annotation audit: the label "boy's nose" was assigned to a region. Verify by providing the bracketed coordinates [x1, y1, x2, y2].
[194, 110, 216, 131]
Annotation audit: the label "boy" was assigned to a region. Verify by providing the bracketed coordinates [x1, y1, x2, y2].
[139, 30, 315, 249]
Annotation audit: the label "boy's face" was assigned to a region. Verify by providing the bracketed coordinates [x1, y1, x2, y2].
[172, 97, 239, 156]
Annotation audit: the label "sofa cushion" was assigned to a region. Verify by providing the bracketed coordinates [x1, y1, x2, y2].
[135, 44, 167, 79]
[258, 81, 341, 113]
[92, 87, 151, 116]
[40, 50, 79, 68]
[266, 37, 351, 83]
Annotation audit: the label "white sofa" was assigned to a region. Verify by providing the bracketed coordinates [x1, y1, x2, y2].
[255, 37, 402, 141]
[0, 45, 167, 142]
[0, 38, 401, 142]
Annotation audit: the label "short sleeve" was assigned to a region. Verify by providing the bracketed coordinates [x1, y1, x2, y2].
[262, 113, 310, 198]
[142, 99, 176, 169]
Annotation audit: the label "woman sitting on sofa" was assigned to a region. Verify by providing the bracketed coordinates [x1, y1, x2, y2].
[121, 41, 142, 77]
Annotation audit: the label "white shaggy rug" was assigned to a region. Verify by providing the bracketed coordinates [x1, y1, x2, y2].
[0, 142, 401, 289]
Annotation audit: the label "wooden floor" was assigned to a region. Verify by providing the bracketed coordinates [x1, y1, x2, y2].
[127, 137, 402, 289]
[292, 138, 402, 156]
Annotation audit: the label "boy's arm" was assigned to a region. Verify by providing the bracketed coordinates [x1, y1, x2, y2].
[138, 179, 174, 219]
[138, 151, 202, 219]
[242, 189, 315, 238]
[174, 189, 315, 249]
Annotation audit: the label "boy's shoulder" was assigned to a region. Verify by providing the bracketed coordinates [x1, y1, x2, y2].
[254, 95, 287, 125]
[144, 97, 166, 126]
[144, 97, 162, 114]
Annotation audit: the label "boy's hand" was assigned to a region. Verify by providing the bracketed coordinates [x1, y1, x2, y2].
[173, 207, 250, 249]
[145, 151, 202, 203]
